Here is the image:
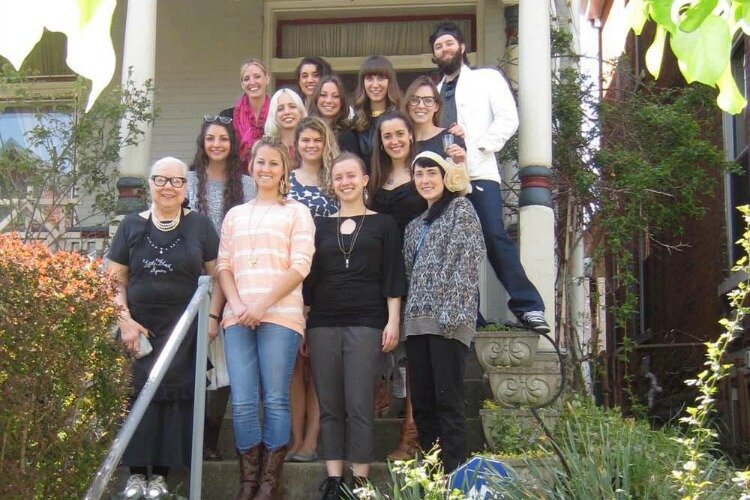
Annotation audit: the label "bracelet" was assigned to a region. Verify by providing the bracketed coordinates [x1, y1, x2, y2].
[209, 314, 221, 322]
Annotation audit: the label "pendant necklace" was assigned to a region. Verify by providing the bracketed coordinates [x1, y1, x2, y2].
[336, 208, 366, 269]
[146, 235, 181, 255]
[151, 207, 181, 232]
[247, 200, 273, 266]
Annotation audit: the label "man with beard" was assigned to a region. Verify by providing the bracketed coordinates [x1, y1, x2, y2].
[430, 21, 549, 334]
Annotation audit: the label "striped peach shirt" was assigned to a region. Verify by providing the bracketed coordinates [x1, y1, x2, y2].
[216, 199, 315, 335]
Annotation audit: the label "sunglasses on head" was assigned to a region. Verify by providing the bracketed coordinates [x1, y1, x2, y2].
[204, 115, 233, 124]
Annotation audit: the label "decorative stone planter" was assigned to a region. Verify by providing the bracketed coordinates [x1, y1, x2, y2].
[486, 352, 562, 408]
[474, 329, 539, 370]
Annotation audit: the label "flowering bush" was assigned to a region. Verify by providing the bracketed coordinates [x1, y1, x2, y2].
[0, 234, 128, 498]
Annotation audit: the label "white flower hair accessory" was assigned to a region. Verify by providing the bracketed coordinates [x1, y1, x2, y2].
[412, 150, 472, 196]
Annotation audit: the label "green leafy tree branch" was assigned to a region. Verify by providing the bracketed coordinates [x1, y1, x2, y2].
[627, 0, 748, 114]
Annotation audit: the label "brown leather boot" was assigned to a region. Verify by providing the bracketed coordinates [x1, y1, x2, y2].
[254, 444, 287, 500]
[386, 419, 418, 461]
[374, 379, 390, 417]
[237, 444, 262, 499]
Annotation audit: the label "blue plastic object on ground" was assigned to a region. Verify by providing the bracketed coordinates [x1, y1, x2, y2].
[448, 456, 510, 499]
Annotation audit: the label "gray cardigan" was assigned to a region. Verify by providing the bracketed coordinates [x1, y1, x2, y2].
[402, 196, 485, 347]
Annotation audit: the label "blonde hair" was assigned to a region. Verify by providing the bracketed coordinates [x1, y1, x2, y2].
[239, 58, 268, 79]
[293, 116, 339, 193]
[264, 88, 308, 138]
[249, 136, 291, 204]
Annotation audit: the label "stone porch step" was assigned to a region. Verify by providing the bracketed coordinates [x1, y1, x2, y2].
[215, 416, 485, 463]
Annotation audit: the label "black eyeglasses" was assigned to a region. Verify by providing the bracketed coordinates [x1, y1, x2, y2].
[408, 96, 437, 107]
[151, 175, 187, 188]
[204, 115, 233, 124]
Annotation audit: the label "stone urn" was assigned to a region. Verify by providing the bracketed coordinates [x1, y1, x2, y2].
[474, 329, 539, 370]
[474, 328, 561, 408]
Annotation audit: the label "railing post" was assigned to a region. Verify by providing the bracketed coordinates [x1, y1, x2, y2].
[190, 275, 212, 500]
[84, 278, 212, 500]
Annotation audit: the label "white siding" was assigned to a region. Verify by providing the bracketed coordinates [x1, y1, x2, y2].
[149, 0, 265, 165]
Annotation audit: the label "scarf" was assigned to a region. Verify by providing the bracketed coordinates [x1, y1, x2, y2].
[234, 94, 270, 167]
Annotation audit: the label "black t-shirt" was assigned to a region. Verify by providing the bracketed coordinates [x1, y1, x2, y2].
[415, 128, 467, 157]
[370, 182, 427, 235]
[439, 75, 459, 128]
[108, 211, 219, 309]
[305, 213, 406, 329]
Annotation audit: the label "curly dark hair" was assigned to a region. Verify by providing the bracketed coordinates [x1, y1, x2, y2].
[190, 119, 245, 220]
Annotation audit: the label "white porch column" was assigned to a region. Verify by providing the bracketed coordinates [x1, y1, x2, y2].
[117, 0, 157, 212]
[517, 0, 556, 348]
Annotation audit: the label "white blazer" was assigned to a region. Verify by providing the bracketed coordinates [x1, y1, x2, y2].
[437, 64, 519, 183]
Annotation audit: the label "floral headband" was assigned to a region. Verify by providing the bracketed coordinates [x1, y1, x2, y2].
[411, 150, 472, 196]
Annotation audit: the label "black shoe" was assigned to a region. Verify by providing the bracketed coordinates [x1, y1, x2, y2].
[518, 311, 550, 334]
[319, 476, 343, 500]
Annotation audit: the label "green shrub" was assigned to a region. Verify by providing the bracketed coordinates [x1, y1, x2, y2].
[481, 400, 548, 457]
[0, 234, 128, 499]
[489, 399, 742, 499]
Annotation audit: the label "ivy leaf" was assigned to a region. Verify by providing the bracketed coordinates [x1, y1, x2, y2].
[626, 0, 649, 35]
[648, 0, 677, 34]
[717, 64, 748, 114]
[681, 0, 719, 33]
[740, 3, 750, 36]
[670, 15, 730, 85]
[646, 25, 668, 79]
[76, 0, 104, 28]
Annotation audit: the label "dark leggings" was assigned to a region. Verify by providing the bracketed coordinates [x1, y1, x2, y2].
[130, 466, 170, 477]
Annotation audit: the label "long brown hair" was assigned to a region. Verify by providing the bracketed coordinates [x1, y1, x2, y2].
[190, 120, 245, 220]
[307, 74, 352, 134]
[402, 76, 443, 127]
[367, 110, 416, 193]
[352, 56, 402, 132]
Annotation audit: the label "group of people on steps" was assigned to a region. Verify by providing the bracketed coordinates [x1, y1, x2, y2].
[108, 22, 549, 500]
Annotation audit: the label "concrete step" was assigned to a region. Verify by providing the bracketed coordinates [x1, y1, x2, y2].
[216, 417, 485, 463]
[112, 461, 404, 499]
[200, 460, 393, 500]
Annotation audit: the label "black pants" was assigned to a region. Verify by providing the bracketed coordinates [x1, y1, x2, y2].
[405, 334, 468, 472]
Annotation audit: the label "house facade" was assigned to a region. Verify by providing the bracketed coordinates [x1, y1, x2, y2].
[583, 0, 750, 457]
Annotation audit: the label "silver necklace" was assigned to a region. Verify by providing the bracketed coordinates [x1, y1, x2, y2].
[336, 209, 366, 269]
[146, 235, 181, 255]
[151, 208, 181, 232]
[247, 200, 273, 266]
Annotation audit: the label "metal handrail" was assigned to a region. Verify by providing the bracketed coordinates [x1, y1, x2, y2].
[84, 275, 212, 500]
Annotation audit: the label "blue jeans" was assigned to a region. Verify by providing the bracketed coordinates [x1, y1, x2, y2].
[467, 179, 544, 314]
[224, 322, 300, 452]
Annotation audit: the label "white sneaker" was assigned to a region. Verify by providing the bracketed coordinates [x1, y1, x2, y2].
[519, 311, 550, 334]
[146, 474, 168, 498]
[123, 473, 147, 498]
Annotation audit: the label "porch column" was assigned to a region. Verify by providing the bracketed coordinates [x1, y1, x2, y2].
[517, 0, 556, 349]
[116, 0, 157, 214]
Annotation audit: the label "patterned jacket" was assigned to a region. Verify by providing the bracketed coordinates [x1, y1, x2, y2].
[402, 196, 485, 347]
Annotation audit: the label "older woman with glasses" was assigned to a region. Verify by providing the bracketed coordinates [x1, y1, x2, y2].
[108, 157, 221, 499]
